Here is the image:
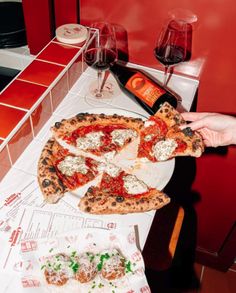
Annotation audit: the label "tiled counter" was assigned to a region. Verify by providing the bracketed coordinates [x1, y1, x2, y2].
[0, 37, 87, 181]
[0, 31, 198, 183]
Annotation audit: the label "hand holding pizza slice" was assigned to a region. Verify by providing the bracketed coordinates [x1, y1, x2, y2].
[137, 102, 205, 162]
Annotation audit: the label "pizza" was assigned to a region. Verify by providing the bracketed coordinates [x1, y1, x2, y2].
[38, 103, 204, 213]
[78, 168, 170, 214]
[51, 113, 144, 157]
[38, 138, 100, 203]
[137, 102, 204, 162]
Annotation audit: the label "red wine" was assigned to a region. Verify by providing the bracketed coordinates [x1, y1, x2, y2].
[109, 63, 178, 115]
[84, 48, 116, 71]
[154, 45, 185, 66]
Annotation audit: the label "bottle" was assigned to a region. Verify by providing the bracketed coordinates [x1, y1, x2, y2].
[109, 62, 178, 114]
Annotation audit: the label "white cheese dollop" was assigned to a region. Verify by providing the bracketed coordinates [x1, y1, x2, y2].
[144, 134, 154, 141]
[76, 131, 104, 150]
[144, 120, 155, 128]
[111, 129, 137, 146]
[98, 162, 121, 178]
[57, 155, 88, 176]
[103, 150, 116, 161]
[123, 174, 148, 195]
[152, 138, 177, 161]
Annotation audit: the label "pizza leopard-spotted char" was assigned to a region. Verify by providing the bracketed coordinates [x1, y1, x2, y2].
[37, 105, 204, 213]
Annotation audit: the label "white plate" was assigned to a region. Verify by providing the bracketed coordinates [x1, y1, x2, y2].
[78, 107, 175, 191]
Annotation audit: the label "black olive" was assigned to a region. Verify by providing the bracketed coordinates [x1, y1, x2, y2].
[54, 122, 61, 129]
[48, 166, 56, 172]
[182, 127, 194, 137]
[87, 187, 93, 193]
[116, 196, 124, 203]
[42, 179, 51, 187]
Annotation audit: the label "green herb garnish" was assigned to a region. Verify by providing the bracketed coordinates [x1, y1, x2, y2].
[125, 260, 133, 273]
[54, 263, 62, 271]
[69, 261, 79, 273]
[98, 283, 104, 288]
[97, 253, 110, 271]
[70, 251, 77, 258]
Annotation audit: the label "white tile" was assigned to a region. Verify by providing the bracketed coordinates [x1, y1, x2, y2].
[12, 139, 45, 176]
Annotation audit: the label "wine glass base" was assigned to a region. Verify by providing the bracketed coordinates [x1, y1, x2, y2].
[85, 80, 117, 107]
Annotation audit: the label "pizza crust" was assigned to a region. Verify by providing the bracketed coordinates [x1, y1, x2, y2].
[155, 102, 185, 127]
[51, 113, 144, 140]
[38, 139, 68, 203]
[79, 186, 170, 214]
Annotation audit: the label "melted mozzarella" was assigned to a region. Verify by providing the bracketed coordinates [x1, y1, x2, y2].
[144, 120, 155, 128]
[144, 134, 154, 141]
[123, 174, 148, 195]
[76, 131, 104, 150]
[111, 129, 137, 146]
[98, 162, 121, 177]
[152, 138, 177, 161]
[103, 150, 116, 161]
[57, 156, 88, 176]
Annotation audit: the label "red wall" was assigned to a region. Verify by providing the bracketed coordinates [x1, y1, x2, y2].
[80, 0, 236, 254]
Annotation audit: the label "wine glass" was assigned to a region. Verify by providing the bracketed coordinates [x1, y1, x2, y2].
[154, 20, 188, 85]
[84, 22, 117, 105]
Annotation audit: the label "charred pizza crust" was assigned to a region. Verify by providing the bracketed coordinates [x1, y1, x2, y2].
[51, 112, 144, 139]
[165, 125, 204, 158]
[79, 186, 170, 214]
[155, 102, 185, 127]
[38, 139, 68, 203]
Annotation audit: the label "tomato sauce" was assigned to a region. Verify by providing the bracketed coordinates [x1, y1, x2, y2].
[100, 172, 152, 198]
[63, 124, 130, 155]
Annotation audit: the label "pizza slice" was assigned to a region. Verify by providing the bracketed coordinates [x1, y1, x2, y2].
[51, 113, 144, 157]
[137, 102, 204, 162]
[79, 167, 170, 214]
[38, 138, 100, 203]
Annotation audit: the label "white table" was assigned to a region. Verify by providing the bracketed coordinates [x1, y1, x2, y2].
[0, 65, 198, 292]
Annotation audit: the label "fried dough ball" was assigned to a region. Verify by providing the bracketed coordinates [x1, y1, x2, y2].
[100, 249, 126, 281]
[74, 252, 98, 283]
[44, 253, 72, 286]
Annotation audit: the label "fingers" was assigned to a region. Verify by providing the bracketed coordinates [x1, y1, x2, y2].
[181, 112, 214, 122]
[181, 120, 208, 131]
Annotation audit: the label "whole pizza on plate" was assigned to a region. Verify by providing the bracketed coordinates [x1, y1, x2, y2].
[38, 102, 204, 214]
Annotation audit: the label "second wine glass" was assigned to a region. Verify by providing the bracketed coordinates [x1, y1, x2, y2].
[84, 22, 117, 104]
[154, 20, 188, 86]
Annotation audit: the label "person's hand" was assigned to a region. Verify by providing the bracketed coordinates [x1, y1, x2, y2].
[181, 112, 236, 147]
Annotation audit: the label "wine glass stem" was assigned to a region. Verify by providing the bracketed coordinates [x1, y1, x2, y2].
[96, 70, 103, 98]
[163, 66, 169, 86]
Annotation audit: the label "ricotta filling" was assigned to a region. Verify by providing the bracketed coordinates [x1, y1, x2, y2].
[152, 138, 177, 161]
[57, 156, 88, 176]
[111, 129, 137, 146]
[123, 174, 148, 195]
[98, 162, 121, 178]
[76, 131, 104, 150]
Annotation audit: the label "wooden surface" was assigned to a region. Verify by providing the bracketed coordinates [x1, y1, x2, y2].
[142, 201, 184, 271]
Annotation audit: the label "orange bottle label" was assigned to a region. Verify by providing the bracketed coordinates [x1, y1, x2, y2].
[125, 72, 166, 107]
